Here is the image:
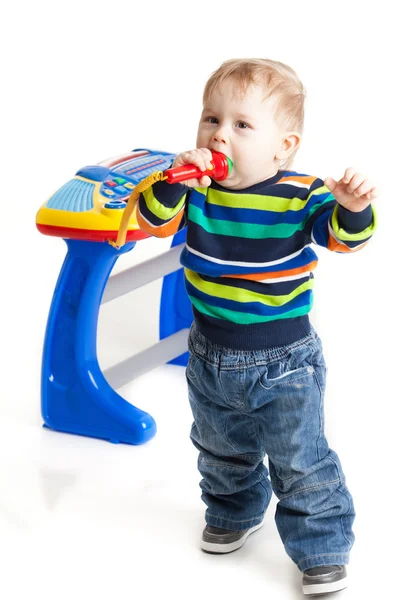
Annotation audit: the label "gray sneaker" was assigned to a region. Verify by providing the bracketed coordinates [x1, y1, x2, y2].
[302, 565, 348, 596]
[201, 522, 264, 554]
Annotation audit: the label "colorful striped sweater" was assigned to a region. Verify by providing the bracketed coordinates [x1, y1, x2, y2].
[137, 170, 376, 349]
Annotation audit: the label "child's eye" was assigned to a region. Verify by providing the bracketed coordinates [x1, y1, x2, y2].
[236, 121, 249, 129]
[205, 116, 219, 124]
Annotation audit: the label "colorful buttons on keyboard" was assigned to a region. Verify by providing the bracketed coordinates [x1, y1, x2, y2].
[104, 189, 115, 197]
[114, 186, 129, 196]
[104, 200, 126, 209]
[105, 180, 117, 187]
[114, 177, 127, 185]
[124, 182, 135, 190]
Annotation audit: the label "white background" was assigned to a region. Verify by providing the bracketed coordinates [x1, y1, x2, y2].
[1, 1, 398, 598]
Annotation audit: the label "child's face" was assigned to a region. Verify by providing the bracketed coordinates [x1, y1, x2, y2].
[197, 78, 286, 189]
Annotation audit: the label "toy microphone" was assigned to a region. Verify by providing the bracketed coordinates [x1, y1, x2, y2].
[163, 151, 232, 184]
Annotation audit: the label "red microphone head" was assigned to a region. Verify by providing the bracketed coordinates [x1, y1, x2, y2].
[208, 151, 233, 181]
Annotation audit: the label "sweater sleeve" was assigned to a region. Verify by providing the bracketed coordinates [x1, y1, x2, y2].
[136, 179, 190, 238]
[304, 178, 377, 253]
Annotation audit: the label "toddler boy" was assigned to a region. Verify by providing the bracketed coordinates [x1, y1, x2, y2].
[137, 58, 377, 596]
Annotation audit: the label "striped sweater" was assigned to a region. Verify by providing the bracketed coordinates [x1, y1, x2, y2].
[137, 170, 376, 349]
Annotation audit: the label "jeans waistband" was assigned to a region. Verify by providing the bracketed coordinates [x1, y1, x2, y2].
[188, 321, 317, 367]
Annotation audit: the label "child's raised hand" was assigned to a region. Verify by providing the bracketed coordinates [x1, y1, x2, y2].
[172, 148, 213, 188]
[324, 168, 378, 212]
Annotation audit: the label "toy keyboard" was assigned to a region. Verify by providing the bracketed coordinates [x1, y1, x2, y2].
[36, 148, 176, 242]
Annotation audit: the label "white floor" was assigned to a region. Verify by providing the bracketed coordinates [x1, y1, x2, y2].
[1, 348, 397, 600]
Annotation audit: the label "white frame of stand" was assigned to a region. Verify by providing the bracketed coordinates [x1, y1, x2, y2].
[101, 242, 190, 390]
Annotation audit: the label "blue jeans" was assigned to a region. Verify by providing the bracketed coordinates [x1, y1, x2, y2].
[186, 322, 355, 572]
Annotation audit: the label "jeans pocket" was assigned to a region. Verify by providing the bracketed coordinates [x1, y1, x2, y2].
[258, 362, 315, 390]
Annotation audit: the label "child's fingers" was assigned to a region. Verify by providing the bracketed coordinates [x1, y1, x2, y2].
[324, 177, 337, 192]
[342, 167, 356, 185]
[198, 148, 213, 169]
[173, 149, 211, 171]
[172, 151, 194, 168]
[192, 149, 212, 171]
[182, 150, 207, 171]
[342, 172, 365, 194]
[361, 187, 378, 201]
[353, 179, 374, 198]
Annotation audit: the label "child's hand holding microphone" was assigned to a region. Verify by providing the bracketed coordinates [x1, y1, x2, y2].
[164, 148, 232, 187]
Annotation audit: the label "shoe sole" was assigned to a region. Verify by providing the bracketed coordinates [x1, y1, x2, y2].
[201, 521, 264, 554]
[302, 576, 348, 596]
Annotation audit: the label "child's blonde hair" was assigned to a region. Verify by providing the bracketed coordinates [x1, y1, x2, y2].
[203, 58, 306, 169]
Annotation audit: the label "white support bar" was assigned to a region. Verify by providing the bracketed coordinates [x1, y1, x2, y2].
[102, 243, 185, 304]
[103, 328, 190, 389]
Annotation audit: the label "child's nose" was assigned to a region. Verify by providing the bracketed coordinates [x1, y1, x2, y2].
[213, 126, 228, 144]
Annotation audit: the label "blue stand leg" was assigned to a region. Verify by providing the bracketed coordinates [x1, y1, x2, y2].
[41, 239, 156, 445]
[159, 229, 193, 367]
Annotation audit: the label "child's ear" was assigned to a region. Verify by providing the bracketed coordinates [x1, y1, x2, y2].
[275, 132, 301, 161]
